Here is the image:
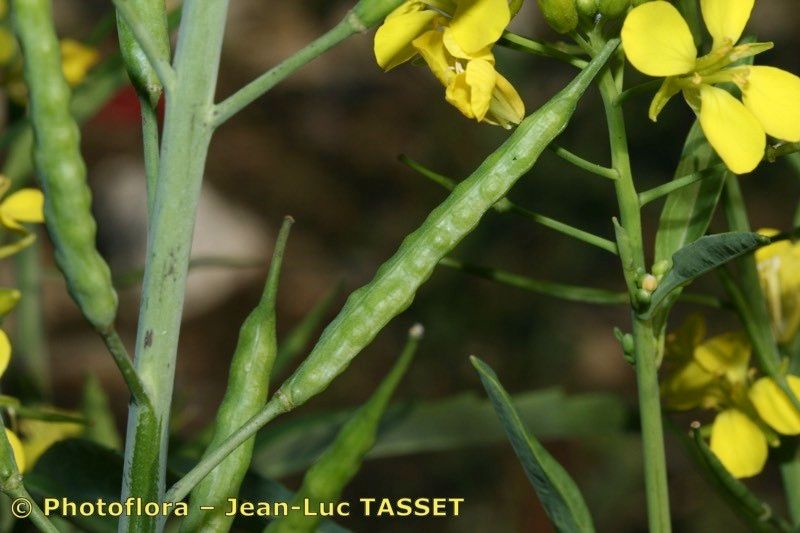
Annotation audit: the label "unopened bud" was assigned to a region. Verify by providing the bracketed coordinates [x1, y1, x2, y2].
[597, 0, 629, 18]
[536, 0, 579, 34]
[652, 259, 671, 278]
[575, 0, 597, 18]
[641, 274, 659, 292]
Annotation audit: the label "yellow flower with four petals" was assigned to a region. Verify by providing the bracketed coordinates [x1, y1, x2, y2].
[662, 316, 800, 478]
[374, 0, 525, 128]
[621, 0, 800, 174]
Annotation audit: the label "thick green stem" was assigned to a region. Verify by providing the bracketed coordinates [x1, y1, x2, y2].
[119, 2, 229, 532]
[780, 441, 800, 526]
[595, 44, 672, 533]
[139, 95, 160, 217]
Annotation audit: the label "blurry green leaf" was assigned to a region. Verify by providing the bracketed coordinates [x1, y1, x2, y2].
[471, 356, 594, 533]
[654, 122, 728, 265]
[687, 428, 791, 533]
[24, 439, 122, 533]
[253, 388, 626, 478]
[647, 232, 769, 317]
[267, 328, 419, 533]
[81, 374, 122, 450]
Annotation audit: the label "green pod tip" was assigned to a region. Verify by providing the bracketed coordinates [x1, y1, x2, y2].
[536, 0, 579, 34]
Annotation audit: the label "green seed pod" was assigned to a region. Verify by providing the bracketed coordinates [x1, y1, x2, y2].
[182, 218, 292, 533]
[116, 0, 170, 106]
[597, 0, 629, 18]
[536, 0, 579, 34]
[273, 41, 619, 412]
[267, 325, 421, 533]
[12, 0, 118, 333]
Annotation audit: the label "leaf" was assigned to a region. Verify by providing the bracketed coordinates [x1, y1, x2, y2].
[471, 357, 595, 533]
[647, 232, 770, 317]
[24, 439, 122, 533]
[81, 374, 122, 450]
[654, 121, 728, 264]
[251, 389, 626, 478]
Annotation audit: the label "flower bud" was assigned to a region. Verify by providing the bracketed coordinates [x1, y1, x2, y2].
[575, 0, 597, 18]
[597, 0, 629, 18]
[641, 274, 659, 293]
[536, 0, 579, 34]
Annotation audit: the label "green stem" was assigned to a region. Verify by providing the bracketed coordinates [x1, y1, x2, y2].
[594, 38, 672, 533]
[13, 241, 50, 399]
[99, 330, 152, 410]
[0, 476, 57, 533]
[498, 31, 588, 68]
[614, 79, 663, 107]
[549, 144, 619, 180]
[212, 14, 364, 128]
[119, 2, 230, 531]
[139, 95, 160, 217]
[639, 164, 725, 206]
[399, 154, 618, 254]
[780, 441, 800, 527]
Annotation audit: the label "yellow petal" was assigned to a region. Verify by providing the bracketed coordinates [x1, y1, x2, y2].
[442, 28, 494, 62]
[374, 5, 438, 70]
[413, 30, 454, 86]
[666, 314, 707, 363]
[750, 376, 800, 435]
[0, 289, 20, 319]
[700, 0, 754, 51]
[445, 72, 474, 119]
[698, 84, 765, 174]
[465, 59, 496, 121]
[661, 360, 719, 410]
[449, 0, 510, 55]
[710, 409, 768, 478]
[0, 329, 9, 379]
[621, 2, 697, 77]
[487, 71, 525, 128]
[19, 418, 83, 468]
[756, 232, 800, 343]
[60, 39, 99, 87]
[742, 66, 800, 142]
[4, 429, 25, 473]
[0, 188, 44, 230]
[694, 331, 751, 383]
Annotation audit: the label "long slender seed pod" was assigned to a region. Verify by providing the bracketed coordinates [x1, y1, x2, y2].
[274, 40, 619, 411]
[165, 41, 619, 503]
[12, 0, 118, 333]
[266, 325, 422, 533]
[115, 0, 170, 106]
[182, 218, 293, 533]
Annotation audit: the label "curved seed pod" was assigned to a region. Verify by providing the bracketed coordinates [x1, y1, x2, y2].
[274, 41, 619, 412]
[116, 0, 170, 106]
[267, 325, 422, 533]
[182, 218, 293, 533]
[12, 0, 118, 333]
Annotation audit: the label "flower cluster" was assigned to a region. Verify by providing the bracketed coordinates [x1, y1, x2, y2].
[661, 315, 800, 478]
[621, 0, 800, 174]
[373, 0, 525, 128]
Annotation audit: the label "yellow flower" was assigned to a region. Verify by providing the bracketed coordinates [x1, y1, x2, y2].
[0, 184, 44, 232]
[749, 376, 800, 435]
[4, 428, 25, 473]
[60, 39, 99, 86]
[710, 408, 767, 478]
[0, 328, 10, 380]
[621, 0, 800, 174]
[756, 229, 800, 344]
[374, 0, 525, 128]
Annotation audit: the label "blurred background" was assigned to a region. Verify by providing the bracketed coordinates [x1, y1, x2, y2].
[3, 1, 800, 531]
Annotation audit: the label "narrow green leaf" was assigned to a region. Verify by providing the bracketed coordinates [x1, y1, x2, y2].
[82, 374, 122, 450]
[252, 389, 626, 478]
[266, 326, 421, 533]
[654, 122, 728, 264]
[471, 357, 595, 533]
[647, 232, 770, 317]
[687, 428, 791, 533]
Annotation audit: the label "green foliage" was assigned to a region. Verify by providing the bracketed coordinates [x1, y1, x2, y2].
[115, 0, 170, 105]
[646, 232, 770, 317]
[472, 357, 595, 533]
